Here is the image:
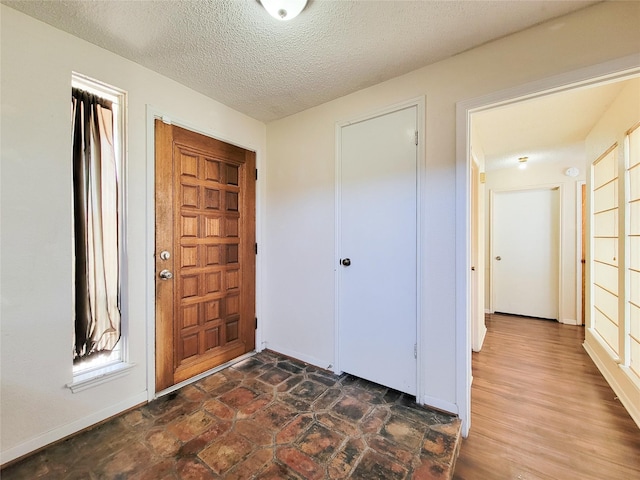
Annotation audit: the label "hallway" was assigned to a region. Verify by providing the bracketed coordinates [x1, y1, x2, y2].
[454, 314, 640, 479]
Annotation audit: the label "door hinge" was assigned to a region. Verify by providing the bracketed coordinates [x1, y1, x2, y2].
[255, 243, 258, 255]
[414, 344, 417, 359]
[255, 169, 258, 180]
[414, 131, 418, 146]
[255, 317, 258, 330]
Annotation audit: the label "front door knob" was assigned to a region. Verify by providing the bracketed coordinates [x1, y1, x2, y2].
[341, 258, 351, 267]
[159, 269, 173, 280]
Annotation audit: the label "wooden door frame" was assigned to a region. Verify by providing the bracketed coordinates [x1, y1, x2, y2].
[145, 107, 263, 400]
[334, 96, 427, 404]
[456, 55, 640, 437]
[577, 181, 586, 326]
[488, 185, 563, 321]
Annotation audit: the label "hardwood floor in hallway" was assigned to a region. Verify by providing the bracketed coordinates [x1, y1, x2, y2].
[453, 313, 640, 480]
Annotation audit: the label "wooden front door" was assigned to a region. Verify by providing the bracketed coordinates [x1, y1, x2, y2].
[155, 120, 255, 392]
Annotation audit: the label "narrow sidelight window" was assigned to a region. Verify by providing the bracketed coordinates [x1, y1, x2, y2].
[71, 75, 125, 371]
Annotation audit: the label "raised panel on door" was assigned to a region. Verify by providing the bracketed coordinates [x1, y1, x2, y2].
[630, 201, 640, 234]
[593, 151, 617, 187]
[593, 209, 618, 237]
[593, 238, 617, 265]
[593, 284, 618, 322]
[338, 105, 417, 395]
[593, 308, 618, 349]
[155, 121, 255, 392]
[629, 165, 640, 197]
[593, 181, 618, 211]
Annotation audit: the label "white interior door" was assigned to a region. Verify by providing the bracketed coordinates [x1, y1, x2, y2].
[492, 188, 559, 320]
[338, 106, 417, 395]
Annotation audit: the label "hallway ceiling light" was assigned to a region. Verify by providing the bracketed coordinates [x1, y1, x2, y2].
[260, 0, 308, 21]
[518, 156, 528, 170]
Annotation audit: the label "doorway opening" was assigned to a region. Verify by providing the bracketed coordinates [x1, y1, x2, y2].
[490, 187, 561, 321]
[153, 119, 257, 395]
[334, 97, 426, 402]
[456, 55, 640, 436]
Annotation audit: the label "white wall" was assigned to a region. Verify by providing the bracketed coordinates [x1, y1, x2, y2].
[263, 1, 640, 413]
[0, 6, 266, 463]
[584, 79, 640, 427]
[482, 155, 587, 324]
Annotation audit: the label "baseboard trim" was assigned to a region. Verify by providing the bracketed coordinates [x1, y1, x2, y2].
[479, 324, 487, 348]
[0, 392, 148, 466]
[264, 343, 331, 371]
[473, 325, 488, 352]
[561, 318, 579, 325]
[420, 394, 458, 416]
[155, 351, 257, 399]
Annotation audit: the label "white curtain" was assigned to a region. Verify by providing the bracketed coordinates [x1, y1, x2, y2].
[72, 88, 121, 361]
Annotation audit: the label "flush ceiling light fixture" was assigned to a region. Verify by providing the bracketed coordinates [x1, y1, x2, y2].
[518, 156, 528, 170]
[260, 0, 308, 21]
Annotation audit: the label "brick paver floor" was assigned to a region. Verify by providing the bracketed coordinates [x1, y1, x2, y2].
[1, 350, 461, 479]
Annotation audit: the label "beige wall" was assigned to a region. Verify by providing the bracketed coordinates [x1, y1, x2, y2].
[263, 1, 640, 412]
[0, 6, 266, 463]
[584, 79, 640, 427]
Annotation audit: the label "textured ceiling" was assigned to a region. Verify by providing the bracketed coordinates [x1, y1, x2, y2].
[473, 78, 638, 171]
[4, 0, 599, 123]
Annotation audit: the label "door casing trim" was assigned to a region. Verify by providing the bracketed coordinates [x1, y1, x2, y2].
[145, 106, 264, 401]
[334, 96, 426, 401]
[576, 181, 586, 326]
